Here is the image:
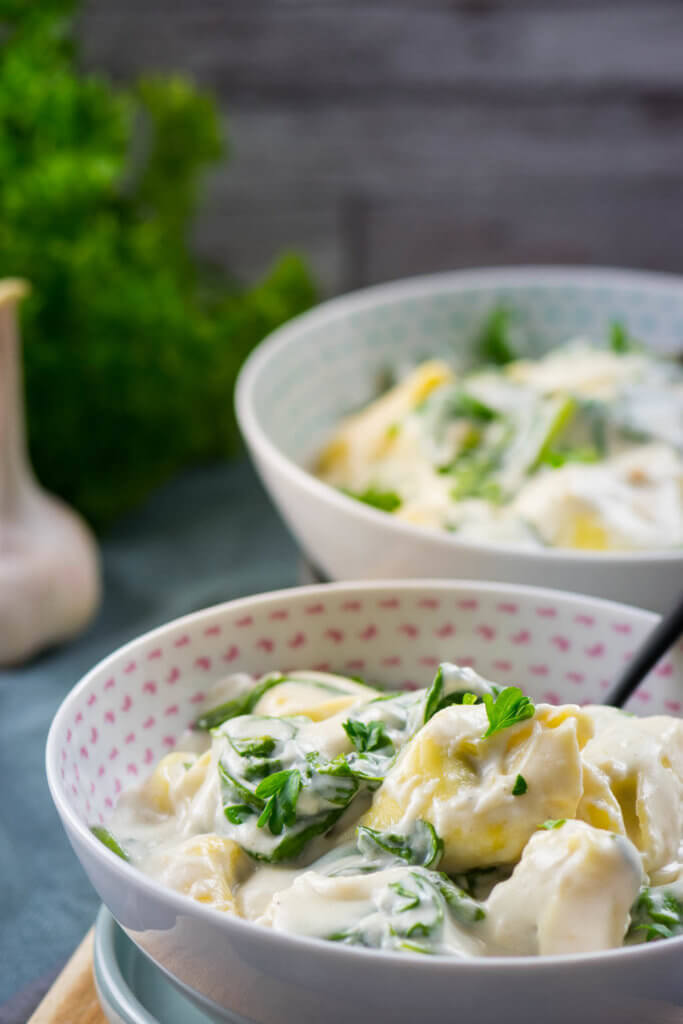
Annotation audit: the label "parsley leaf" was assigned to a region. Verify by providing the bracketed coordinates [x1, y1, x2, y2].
[343, 718, 394, 755]
[482, 686, 535, 738]
[90, 826, 130, 862]
[343, 487, 402, 513]
[512, 774, 528, 796]
[255, 769, 302, 835]
[540, 819, 566, 830]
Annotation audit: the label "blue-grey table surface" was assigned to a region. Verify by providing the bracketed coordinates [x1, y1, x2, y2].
[0, 460, 298, 1019]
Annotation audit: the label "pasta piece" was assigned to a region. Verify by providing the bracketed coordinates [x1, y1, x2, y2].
[363, 703, 589, 872]
[485, 820, 642, 955]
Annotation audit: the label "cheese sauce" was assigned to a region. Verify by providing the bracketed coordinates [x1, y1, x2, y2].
[315, 337, 683, 550]
[100, 666, 683, 958]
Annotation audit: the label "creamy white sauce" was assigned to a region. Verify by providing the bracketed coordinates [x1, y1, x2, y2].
[103, 667, 683, 958]
[316, 339, 683, 550]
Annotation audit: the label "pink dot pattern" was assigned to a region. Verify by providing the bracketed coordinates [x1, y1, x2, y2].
[54, 587, 683, 828]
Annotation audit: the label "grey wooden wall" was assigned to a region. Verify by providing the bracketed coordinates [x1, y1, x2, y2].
[79, 1, 683, 295]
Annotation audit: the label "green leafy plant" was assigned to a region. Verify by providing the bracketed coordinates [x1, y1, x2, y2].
[0, 1, 315, 527]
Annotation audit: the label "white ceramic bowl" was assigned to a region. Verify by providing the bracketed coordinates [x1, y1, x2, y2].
[47, 581, 683, 1024]
[236, 266, 683, 613]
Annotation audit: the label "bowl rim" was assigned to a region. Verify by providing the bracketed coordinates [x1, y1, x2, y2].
[235, 264, 683, 566]
[46, 577, 683, 972]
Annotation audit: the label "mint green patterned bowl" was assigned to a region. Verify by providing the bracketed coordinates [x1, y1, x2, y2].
[236, 267, 683, 612]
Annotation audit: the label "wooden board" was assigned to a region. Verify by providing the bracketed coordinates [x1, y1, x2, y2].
[27, 930, 107, 1024]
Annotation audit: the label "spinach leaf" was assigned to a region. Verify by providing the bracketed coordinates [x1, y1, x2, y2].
[609, 320, 641, 354]
[343, 487, 402, 513]
[423, 664, 485, 724]
[193, 674, 286, 731]
[476, 307, 517, 366]
[90, 826, 130, 862]
[627, 887, 683, 943]
[356, 820, 444, 869]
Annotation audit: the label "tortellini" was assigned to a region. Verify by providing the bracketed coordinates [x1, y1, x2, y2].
[142, 834, 249, 912]
[363, 702, 590, 872]
[101, 666, 683, 958]
[485, 821, 642, 955]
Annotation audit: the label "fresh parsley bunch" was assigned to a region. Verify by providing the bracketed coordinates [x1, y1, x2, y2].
[0, 1, 315, 527]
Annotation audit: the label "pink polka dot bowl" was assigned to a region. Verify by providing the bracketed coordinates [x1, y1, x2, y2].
[47, 580, 683, 1024]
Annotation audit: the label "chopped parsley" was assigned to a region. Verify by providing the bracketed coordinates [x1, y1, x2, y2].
[343, 718, 394, 755]
[255, 769, 302, 835]
[482, 686, 535, 738]
[540, 818, 566, 830]
[512, 774, 528, 796]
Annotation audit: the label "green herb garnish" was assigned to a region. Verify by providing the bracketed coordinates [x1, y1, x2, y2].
[540, 818, 566, 830]
[482, 686, 535, 738]
[343, 487, 402, 513]
[512, 774, 528, 796]
[255, 769, 302, 835]
[539, 445, 600, 468]
[476, 307, 517, 366]
[609, 320, 641, 354]
[91, 826, 130, 862]
[447, 392, 498, 422]
[343, 718, 394, 755]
